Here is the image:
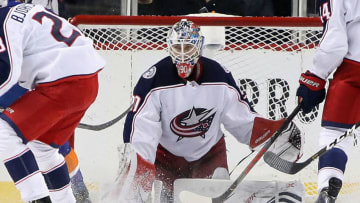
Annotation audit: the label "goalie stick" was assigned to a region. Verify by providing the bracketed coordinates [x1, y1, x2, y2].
[264, 121, 360, 175]
[77, 105, 132, 131]
[180, 104, 302, 203]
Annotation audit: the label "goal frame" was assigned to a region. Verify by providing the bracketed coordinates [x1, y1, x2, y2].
[69, 15, 360, 202]
[70, 15, 321, 27]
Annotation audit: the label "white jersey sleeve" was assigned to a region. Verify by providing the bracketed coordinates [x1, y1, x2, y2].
[0, 3, 105, 96]
[221, 85, 260, 145]
[311, 0, 360, 79]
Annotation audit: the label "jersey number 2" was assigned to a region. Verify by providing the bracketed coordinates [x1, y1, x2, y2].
[33, 12, 81, 47]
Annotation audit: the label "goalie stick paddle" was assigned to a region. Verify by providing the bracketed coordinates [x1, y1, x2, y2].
[77, 105, 132, 131]
[264, 121, 360, 175]
[180, 104, 302, 203]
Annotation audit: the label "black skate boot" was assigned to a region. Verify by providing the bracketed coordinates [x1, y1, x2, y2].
[29, 196, 52, 203]
[315, 177, 342, 203]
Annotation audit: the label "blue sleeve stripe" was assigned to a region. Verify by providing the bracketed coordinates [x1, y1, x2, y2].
[0, 83, 27, 107]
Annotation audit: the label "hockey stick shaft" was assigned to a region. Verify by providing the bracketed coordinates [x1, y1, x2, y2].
[77, 105, 132, 131]
[264, 121, 360, 175]
[211, 103, 302, 203]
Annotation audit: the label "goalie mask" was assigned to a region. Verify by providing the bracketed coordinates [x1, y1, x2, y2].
[167, 19, 204, 79]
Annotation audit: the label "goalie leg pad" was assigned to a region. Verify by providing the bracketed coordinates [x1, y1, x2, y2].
[155, 137, 228, 192]
[118, 151, 155, 202]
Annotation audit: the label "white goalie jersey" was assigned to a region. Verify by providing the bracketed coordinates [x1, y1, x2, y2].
[123, 56, 263, 163]
[0, 3, 105, 96]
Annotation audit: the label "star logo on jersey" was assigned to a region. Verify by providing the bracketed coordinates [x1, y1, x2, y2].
[170, 107, 216, 141]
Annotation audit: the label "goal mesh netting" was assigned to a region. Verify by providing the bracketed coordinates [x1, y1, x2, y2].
[71, 15, 360, 203]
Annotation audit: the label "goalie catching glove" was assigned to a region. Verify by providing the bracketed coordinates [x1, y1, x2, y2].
[250, 117, 304, 163]
[268, 121, 304, 162]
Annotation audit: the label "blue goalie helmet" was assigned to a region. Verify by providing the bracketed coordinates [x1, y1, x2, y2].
[167, 19, 204, 79]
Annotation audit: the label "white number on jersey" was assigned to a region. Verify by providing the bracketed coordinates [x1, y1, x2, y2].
[320, 2, 331, 24]
[32, 11, 81, 46]
[0, 36, 6, 52]
[131, 95, 142, 112]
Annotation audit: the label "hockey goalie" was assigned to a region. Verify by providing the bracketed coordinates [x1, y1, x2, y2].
[114, 19, 305, 203]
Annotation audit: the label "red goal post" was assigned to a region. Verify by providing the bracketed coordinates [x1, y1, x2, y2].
[70, 15, 360, 202]
[70, 15, 321, 27]
[70, 15, 322, 51]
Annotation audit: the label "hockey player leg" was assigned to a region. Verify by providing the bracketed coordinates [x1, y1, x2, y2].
[59, 141, 90, 202]
[27, 141, 76, 203]
[316, 177, 342, 203]
[0, 118, 50, 202]
[316, 127, 352, 202]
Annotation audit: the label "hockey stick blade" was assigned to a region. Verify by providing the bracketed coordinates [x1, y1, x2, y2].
[264, 121, 360, 175]
[198, 104, 301, 203]
[77, 105, 132, 131]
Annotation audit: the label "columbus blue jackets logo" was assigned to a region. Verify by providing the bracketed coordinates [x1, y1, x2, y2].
[170, 107, 216, 141]
[142, 66, 156, 79]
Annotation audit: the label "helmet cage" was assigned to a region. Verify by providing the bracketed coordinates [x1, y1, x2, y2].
[167, 19, 204, 78]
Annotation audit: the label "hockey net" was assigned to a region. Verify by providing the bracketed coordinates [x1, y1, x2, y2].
[71, 15, 360, 202]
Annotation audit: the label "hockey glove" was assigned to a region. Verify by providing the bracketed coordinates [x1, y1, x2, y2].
[268, 121, 304, 162]
[296, 71, 326, 113]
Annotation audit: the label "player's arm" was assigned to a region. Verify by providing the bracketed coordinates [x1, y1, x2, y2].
[311, 0, 347, 79]
[121, 67, 163, 201]
[123, 66, 162, 161]
[295, 0, 346, 113]
[221, 72, 303, 161]
[124, 89, 162, 163]
[0, 5, 31, 98]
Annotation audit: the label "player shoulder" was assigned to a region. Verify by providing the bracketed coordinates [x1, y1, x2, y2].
[5, 3, 41, 25]
[199, 56, 233, 84]
[200, 56, 231, 74]
[137, 56, 182, 89]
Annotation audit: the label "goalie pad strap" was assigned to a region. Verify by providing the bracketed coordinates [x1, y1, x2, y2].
[249, 117, 284, 149]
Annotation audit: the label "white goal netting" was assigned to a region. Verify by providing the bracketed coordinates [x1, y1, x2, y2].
[71, 15, 360, 203]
